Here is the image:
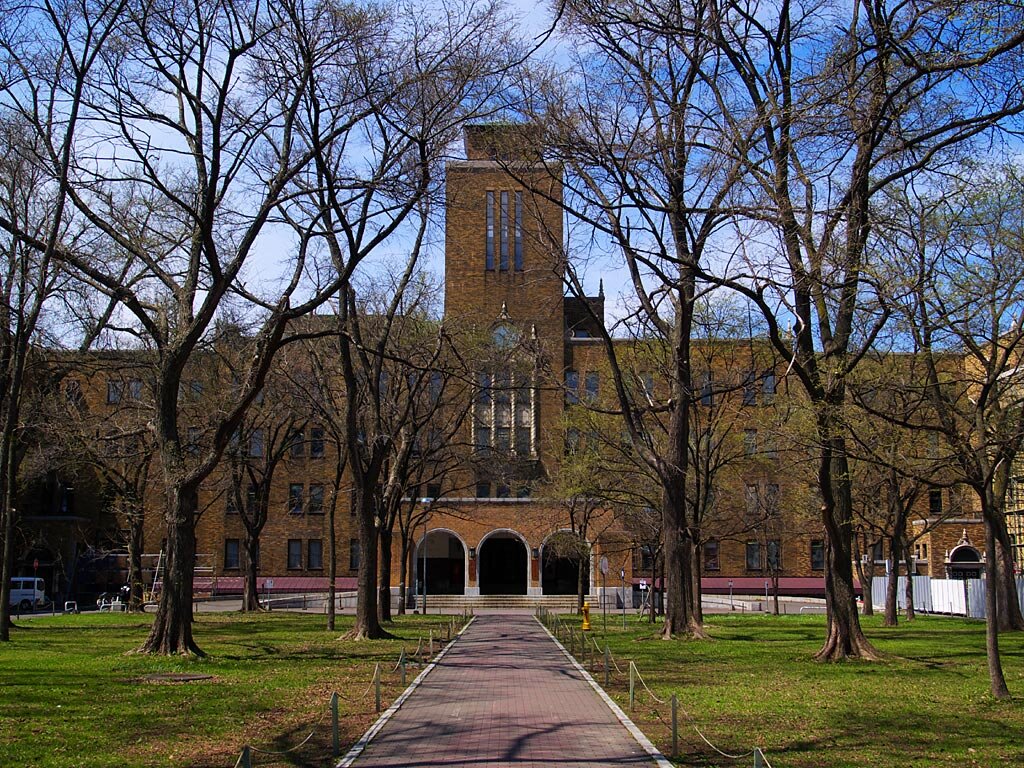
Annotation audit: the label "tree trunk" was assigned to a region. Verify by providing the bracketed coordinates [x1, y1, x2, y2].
[984, 517, 1011, 698]
[815, 441, 879, 661]
[884, 557, 899, 627]
[577, 553, 586, 615]
[772, 571, 780, 616]
[349, 490, 388, 639]
[854, 553, 874, 617]
[327, 492, 337, 631]
[241, 533, 260, 612]
[397, 536, 409, 616]
[139, 485, 202, 655]
[992, 526, 1024, 631]
[691, 541, 703, 624]
[378, 527, 393, 624]
[903, 548, 916, 622]
[126, 515, 145, 611]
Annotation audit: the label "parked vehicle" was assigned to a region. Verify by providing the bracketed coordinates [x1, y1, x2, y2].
[8, 577, 47, 612]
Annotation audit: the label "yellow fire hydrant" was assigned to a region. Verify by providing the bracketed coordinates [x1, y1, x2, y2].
[581, 601, 592, 631]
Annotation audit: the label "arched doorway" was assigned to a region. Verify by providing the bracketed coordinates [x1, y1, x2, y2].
[478, 532, 528, 595]
[541, 532, 590, 596]
[946, 544, 983, 580]
[415, 530, 465, 595]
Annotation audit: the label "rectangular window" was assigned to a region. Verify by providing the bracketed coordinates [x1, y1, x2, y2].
[288, 539, 302, 570]
[743, 429, 758, 455]
[499, 190, 510, 270]
[288, 483, 304, 515]
[514, 388, 532, 454]
[929, 489, 943, 516]
[249, 429, 264, 458]
[106, 380, 123, 404]
[474, 424, 492, 452]
[308, 484, 324, 514]
[762, 372, 776, 404]
[224, 539, 240, 570]
[128, 379, 143, 400]
[514, 191, 523, 270]
[742, 370, 757, 405]
[585, 372, 599, 402]
[700, 371, 713, 406]
[496, 484, 510, 498]
[745, 484, 759, 517]
[871, 540, 884, 562]
[349, 538, 361, 570]
[310, 427, 325, 458]
[565, 370, 579, 404]
[641, 373, 654, 400]
[485, 191, 495, 270]
[426, 483, 441, 499]
[307, 539, 323, 570]
[766, 540, 782, 570]
[476, 482, 491, 498]
[187, 426, 200, 456]
[811, 540, 825, 570]
[704, 540, 720, 571]
[745, 541, 762, 570]
[289, 429, 305, 458]
[766, 484, 780, 516]
[565, 427, 580, 455]
[189, 379, 203, 400]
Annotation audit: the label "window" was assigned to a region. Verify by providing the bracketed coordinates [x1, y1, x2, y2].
[743, 429, 758, 455]
[762, 372, 776, 404]
[249, 429, 264, 458]
[187, 426, 200, 456]
[495, 484, 510, 498]
[565, 428, 581, 455]
[224, 539, 240, 570]
[349, 538, 361, 570]
[514, 386, 532, 454]
[289, 429, 305, 458]
[565, 370, 579, 404]
[584, 372, 599, 402]
[766, 540, 782, 570]
[485, 191, 495, 270]
[307, 539, 323, 570]
[499, 191, 510, 270]
[288, 483, 304, 515]
[516, 485, 531, 498]
[929, 489, 943, 516]
[745, 484, 759, 517]
[475, 482, 491, 498]
[429, 371, 443, 404]
[287, 539, 302, 570]
[745, 541, 762, 570]
[871, 540, 884, 562]
[426, 483, 442, 499]
[310, 427, 325, 458]
[514, 191, 523, 270]
[189, 379, 203, 400]
[700, 371, 713, 406]
[65, 379, 84, 408]
[226, 490, 238, 515]
[765, 484, 780, 517]
[308, 484, 324, 514]
[742, 370, 757, 406]
[811, 540, 825, 570]
[704, 540, 720, 571]
[640, 373, 654, 401]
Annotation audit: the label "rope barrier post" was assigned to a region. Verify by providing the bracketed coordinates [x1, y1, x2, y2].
[374, 663, 382, 713]
[671, 694, 678, 758]
[239, 745, 252, 768]
[629, 662, 635, 711]
[401, 655, 407, 685]
[604, 645, 610, 686]
[331, 692, 340, 757]
[754, 748, 765, 768]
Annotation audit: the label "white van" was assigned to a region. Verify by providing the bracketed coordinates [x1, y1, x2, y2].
[9, 577, 47, 612]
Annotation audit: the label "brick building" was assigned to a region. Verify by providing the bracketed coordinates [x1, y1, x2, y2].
[13, 124, 990, 605]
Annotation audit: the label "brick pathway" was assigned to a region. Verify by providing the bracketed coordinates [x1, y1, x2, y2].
[345, 614, 659, 767]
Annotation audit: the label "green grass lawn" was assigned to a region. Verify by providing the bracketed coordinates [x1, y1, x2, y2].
[558, 612, 1024, 767]
[0, 611, 459, 768]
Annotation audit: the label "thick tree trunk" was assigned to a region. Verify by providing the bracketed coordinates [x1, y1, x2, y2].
[691, 541, 703, 624]
[0, 498, 13, 640]
[815, 441, 879, 661]
[241, 534, 260, 612]
[855, 554, 874, 617]
[139, 485, 202, 655]
[884, 558, 899, 627]
[984, 518, 1011, 698]
[349, 491, 389, 639]
[378, 528, 393, 624]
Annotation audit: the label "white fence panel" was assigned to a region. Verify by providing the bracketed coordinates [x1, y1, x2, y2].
[870, 576, 934, 612]
[870, 576, 1024, 619]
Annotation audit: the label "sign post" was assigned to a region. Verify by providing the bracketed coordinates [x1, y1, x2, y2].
[620, 568, 626, 629]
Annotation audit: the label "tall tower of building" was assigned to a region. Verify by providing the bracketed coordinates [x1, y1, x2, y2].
[444, 124, 566, 497]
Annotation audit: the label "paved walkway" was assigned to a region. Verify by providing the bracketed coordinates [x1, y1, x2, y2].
[346, 615, 659, 767]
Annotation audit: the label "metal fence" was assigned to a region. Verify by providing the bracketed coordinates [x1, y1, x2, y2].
[870, 576, 1024, 619]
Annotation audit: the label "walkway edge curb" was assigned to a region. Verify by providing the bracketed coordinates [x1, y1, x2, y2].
[535, 616, 674, 768]
[336, 617, 476, 768]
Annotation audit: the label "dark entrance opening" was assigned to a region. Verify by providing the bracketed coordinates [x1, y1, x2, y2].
[947, 544, 983, 581]
[478, 534, 527, 595]
[542, 537, 590, 596]
[415, 532, 465, 595]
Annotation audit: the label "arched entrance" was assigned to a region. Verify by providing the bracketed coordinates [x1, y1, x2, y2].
[541, 532, 590, 596]
[946, 544, 983, 580]
[478, 531, 528, 595]
[415, 530, 465, 595]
